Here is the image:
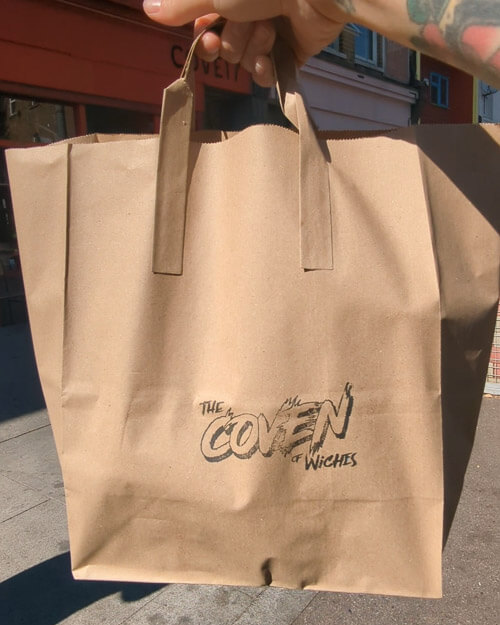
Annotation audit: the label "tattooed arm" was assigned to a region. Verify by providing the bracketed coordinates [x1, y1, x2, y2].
[143, 1, 500, 88]
[355, 1, 500, 88]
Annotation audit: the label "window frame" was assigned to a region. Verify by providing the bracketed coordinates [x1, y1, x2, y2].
[429, 72, 449, 108]
[323, 24, 361, 59]
[324, 37, 345, 58]
[354, 26, 385, 70]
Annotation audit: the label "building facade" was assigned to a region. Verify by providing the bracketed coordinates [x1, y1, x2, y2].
[416, 53, 475, 123]
[301, 25, 418, 130]
[478, 80, 500, 123]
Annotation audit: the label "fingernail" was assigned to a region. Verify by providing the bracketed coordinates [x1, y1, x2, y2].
[255, 60, 265, 75]
[143, 0, 162, 14]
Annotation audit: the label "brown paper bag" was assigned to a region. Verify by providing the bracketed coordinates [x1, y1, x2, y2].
[6, 37, 500, 597]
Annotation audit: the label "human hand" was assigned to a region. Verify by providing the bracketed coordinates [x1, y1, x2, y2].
[142, 1, 351, 86]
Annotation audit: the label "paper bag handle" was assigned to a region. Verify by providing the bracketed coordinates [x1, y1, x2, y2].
[153, 28, 333, 275]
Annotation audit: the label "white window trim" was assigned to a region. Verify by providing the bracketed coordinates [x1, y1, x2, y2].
[323, 42, 347, 60]
[344, 23, 362, 36]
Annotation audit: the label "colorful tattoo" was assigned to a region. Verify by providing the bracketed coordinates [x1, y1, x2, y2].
[408, 0, 500, 72]
[334, 0, 356, 14]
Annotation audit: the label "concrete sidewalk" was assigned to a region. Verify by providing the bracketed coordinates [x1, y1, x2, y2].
[1, 323, 499, 625]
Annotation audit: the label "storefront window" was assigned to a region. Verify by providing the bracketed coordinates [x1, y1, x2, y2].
[0, 95, 76, 144]
[0, 149, 8, 186]
[204, 87, 289, 131]
[0, 151, 14, 245]
[0, 149, 26, 325]
[85, 105, 154, 134]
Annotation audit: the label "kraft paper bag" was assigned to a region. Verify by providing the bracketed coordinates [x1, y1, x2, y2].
[6, 36, 500, 598]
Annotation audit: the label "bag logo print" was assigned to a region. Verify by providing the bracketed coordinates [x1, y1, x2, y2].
[200, 383, 355, 470]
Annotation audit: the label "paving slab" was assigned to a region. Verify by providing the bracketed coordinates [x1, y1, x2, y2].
[0, 550, 167, 625]
[0, 408, 50, 443]
[122, 584, 262, 625]
[0, 495, 166, 625]
[0, 473, 48, 523]
[0, 322, 49, 443]
[0, 498, 68, 581]
[0, 323, 45, 422]
[0, 423, 65, 501]
[232, 587, 315, 625]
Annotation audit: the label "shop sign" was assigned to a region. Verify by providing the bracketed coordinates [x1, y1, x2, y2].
[170, 44, 251, 94]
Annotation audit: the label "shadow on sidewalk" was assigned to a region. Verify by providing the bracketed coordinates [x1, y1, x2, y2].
[0, 323, 45, 422]
[0, 552, 165, 625]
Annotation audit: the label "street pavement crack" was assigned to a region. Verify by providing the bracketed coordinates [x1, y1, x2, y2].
[0, 423, 50, 444]
[0, 498, 50, 524]
[289, 592, 318, 625]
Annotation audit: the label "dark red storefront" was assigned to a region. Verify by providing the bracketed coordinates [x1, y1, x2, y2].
[0, 0, 258, 325]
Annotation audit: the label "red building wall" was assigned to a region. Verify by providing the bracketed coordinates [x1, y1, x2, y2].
[0, 0, 251, 119]
[419, 55, 474, 124]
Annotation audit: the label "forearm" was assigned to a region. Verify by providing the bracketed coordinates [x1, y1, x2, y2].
[334, 0, 500, 87]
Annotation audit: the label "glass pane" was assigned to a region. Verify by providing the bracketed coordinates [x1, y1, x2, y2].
[0, 95, 76, 143]
[85, 105, 154, 134]
[355, 27, 374, 61]
[326, 38, 341, 53]
[485, 92, 494, 118]
[442, 78, 449, 107]
[431, 84, 439, 104]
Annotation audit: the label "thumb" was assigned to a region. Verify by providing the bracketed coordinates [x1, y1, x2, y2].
[143, 0, 283, 26]
[143, 0, 216, 25]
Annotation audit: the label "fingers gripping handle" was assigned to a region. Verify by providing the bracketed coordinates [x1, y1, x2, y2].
[152, 31, 333, 275]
